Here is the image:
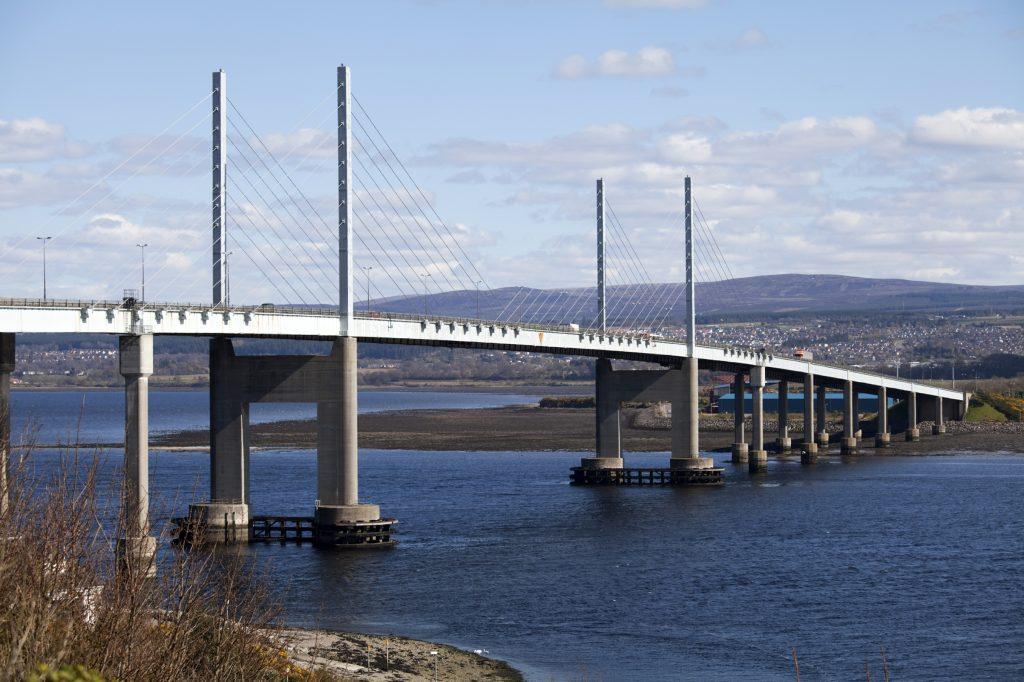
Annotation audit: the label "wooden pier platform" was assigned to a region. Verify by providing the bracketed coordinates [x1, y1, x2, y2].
[570, 466, 724, 486]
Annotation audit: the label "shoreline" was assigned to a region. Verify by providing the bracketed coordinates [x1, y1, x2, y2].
[270, 626, 523, 681]
[93, 405, 1024, 455]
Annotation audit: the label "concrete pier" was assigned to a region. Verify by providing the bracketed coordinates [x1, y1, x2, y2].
[581, 357, 624, 470]
[875, 385, 890, 448]
[669, 357, 713, 471]
[314, 336, 386, 544]
[801, 373, 818, 463]
[189, 338, 250, 540]
[749, 367, 767, 472]
[731, 372, 748, 463]
[816, 384, 829, 448]
[906, 391, 920, 441]
[776, 379, 791, 451]
[841, 379, 858, 455]
[0, 333, 12, 515]
[932, 394, 945, 435]
[117, 334, 157, 577]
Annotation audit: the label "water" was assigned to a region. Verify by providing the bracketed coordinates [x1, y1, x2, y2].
[14, 390, 1024, 680]
[11, 389, 541, 445]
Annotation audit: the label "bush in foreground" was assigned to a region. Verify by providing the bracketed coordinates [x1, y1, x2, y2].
[0, 447, 330, 681]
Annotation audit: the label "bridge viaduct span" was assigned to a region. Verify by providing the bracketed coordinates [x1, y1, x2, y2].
[0, 66, 968, 574]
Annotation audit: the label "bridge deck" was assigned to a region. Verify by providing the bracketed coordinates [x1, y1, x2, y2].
[0, 298, 965, 402]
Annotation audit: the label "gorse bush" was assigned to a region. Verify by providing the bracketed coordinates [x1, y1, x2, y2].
[0, 445, 330, 681]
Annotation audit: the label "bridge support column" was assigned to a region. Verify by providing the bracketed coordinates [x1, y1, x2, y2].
[816, 385, 829, 448]
[749, 367, 767, 472]
[875, 385, 890, 448]
[0, 333, 13, 516]
[841, 380, 858, 456]
[932, 395, 945, 435]
[116, 334, 156, 578]
[801, 374, 818, 464]
[906, 392, 920, 441]
[582, 357, 623, 469]
[314, 337, 386, 544]
[189, 338, 249, 542]
[776, 379, 791, 452]
[731, 372, 748, 463]
[670, 357, 713, 471]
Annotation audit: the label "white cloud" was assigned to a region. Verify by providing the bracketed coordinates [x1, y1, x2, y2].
[555, 47, 677, 79]
[734, 27, 770, 49]
[0, 118, 90, 162]
[910, 107, 1024, 150]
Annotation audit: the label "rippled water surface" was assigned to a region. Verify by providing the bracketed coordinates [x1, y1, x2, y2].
[16, 390, 1024, 680]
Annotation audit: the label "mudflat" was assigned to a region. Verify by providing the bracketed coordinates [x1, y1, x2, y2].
[151, 405, 1024, 454]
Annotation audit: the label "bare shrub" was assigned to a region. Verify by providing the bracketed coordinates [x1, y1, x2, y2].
[0, 444, 325, 681]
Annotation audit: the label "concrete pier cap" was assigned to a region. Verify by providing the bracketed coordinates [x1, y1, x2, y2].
[670, 456, 715, 471]
[580, 457, 624, 469]
[115, 535, 157, 579]
[748, 449, 768, 473]
[315, 503, 381, 525]
[731, 442, 749, 463]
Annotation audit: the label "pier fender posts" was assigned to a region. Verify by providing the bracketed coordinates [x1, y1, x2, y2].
[117, 334, 157, 578]
[816, 384, 829, 449]
[906, 392, 920, 441]
[670, 357, 713, 471]
[841, 380, 858, 456]
[748, 366, 768, 473]
[188, 338, 250, 543]
[932, 394, 946, 435]
[314, 337, 394, 547]
[731, 372, 748, 463]
[582, 357, 624, 470]
[875, 385, 891, 448]
[0, 333, 12, 515]
[776, 379, 791, 452]
[801, 373, 818, 464]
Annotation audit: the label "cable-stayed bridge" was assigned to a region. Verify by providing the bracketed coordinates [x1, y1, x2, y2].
[0, 66, 967, 571]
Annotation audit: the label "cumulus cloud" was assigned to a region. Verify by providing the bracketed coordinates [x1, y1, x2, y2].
[415, 105, 1024, 286]
[910, 107, 1024, 150]
[555, 47, 677, 79]
[0, 118, 90, 162]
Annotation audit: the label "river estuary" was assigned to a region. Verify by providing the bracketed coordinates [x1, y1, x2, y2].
[13, 389, 1024, 680]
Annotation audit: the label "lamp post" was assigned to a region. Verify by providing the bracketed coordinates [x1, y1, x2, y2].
[223, 251, 232, 306]
[420, 273, 432, 317]
[136, 243, 148, 302]
[474, 280, 483, 319]
[361, 265, 373, 311]
[36, 236, 51, 300]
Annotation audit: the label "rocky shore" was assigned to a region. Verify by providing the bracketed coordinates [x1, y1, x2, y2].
[271, 627, 522, 681]
[150, 404, 1024, 454]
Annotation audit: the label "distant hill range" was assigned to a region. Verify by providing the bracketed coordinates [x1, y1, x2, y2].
[368, 274, 1024, 324]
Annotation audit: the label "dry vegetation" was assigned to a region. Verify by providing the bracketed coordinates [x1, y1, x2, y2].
[0, 446, 331, 681]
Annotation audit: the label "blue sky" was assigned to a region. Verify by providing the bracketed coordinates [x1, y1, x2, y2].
[1, 0, 1022, 304]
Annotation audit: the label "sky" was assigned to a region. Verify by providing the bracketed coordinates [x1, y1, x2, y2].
[1, 0, 1022, 305]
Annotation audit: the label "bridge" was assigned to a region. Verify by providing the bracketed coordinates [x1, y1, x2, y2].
[0, 66, 967, 573]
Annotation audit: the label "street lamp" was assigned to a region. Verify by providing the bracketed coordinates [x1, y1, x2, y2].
[136, 243, 148, 302]
[430, 651, 438, 682]
[361, 265, 373, 312]
[36, 236, 52, 300]
[474, 280, 484, 319]
[223, 251, 232, 306]
[420, 273, 432, 317]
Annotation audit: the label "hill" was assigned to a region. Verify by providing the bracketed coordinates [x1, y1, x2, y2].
[367, 274, 1024, 324]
